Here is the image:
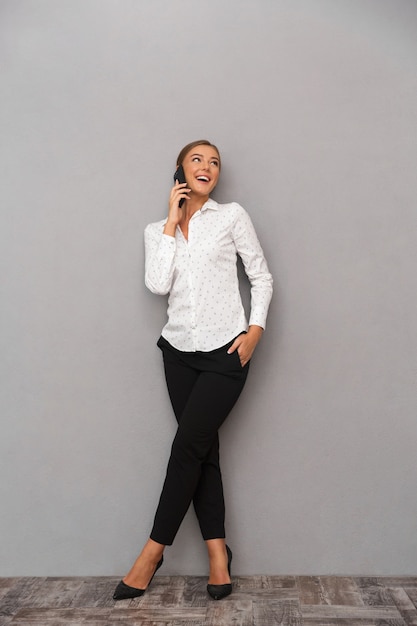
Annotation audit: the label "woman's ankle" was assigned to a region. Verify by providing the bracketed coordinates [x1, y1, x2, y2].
[142, 538, 165, 562]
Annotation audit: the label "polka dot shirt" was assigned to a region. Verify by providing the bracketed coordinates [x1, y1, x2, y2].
[144, 199, 273, 352]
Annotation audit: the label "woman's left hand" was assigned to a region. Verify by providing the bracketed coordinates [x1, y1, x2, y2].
[227, 325, 264, 367]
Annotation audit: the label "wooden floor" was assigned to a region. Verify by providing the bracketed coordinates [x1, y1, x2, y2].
[1, 575, 417, 625]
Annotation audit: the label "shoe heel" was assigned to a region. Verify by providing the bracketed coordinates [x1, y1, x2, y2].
[113, 556, 164, 601]
[207, 545, 233, 601]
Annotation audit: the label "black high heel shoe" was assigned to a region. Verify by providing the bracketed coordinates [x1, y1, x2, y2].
[113, 556, 164, 601]
[207, 545, 232, 600]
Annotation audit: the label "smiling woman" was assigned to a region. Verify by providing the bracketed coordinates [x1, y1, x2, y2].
[113, 140, 273, 602]
[176, 139, 222, 172]
[167, 141, 221, 240]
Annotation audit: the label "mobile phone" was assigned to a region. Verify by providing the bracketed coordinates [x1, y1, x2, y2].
[174, 165, 186, 207]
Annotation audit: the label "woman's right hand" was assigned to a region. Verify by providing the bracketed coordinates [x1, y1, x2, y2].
[165, 181, 190, 232]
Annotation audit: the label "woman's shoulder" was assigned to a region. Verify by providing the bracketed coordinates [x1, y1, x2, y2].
[214, 201, 252, 226]
[144, 218, 167, 234]
[214, 200, 247, 216]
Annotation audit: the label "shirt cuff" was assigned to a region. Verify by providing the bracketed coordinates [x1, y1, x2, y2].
[161, 233, 176, 243]
[249, 308, 268, 330]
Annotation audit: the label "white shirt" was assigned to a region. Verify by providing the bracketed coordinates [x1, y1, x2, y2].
[144, 199, 273, 352]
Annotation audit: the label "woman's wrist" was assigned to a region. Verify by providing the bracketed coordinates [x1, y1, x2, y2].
[247, 325, 264, 337]
[247, 325, 263, 347]
[163, 222, 177, 237]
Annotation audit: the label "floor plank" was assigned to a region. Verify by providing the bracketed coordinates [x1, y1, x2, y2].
[10, 607, 113, 624]
[405, 588, 417, 610]
[356, 577, 397, 607]
[318, 576, 365, 606]
[253, 599, 303, 625]
[204, 598, 253, 626]
[301, 603, 404, 621]
[389, 587, 417, 626]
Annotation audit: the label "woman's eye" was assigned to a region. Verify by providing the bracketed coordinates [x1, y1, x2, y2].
[192, 157, 200, 162]
[211, 161, 219, 167]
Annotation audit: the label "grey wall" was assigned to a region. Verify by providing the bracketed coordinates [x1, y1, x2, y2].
[1, 0, 417, 576]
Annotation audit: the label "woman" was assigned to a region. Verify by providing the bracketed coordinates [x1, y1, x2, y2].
[113, 140, 273, 601]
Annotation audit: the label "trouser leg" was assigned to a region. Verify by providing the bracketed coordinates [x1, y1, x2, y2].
[159, 348, 225, 539]
[150, 343, 248, 546]
[192, 433, 225, 540]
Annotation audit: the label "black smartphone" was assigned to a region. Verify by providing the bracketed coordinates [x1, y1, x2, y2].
[174, 165, 186, 207]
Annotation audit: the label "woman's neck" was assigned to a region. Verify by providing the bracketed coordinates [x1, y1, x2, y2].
[181, 194, 209, 221]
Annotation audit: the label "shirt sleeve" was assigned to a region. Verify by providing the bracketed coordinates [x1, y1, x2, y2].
[144, 223, 177, 295]
[232, 204, 273, 329]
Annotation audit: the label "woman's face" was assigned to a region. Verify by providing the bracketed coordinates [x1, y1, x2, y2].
[181, 144, 220, 198]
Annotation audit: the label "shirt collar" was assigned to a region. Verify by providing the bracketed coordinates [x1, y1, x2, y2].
[162, 198, 219, 224]
[200, 198, 219, 212]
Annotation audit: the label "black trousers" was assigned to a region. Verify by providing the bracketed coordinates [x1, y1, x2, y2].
[150, 335, 249, 546]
